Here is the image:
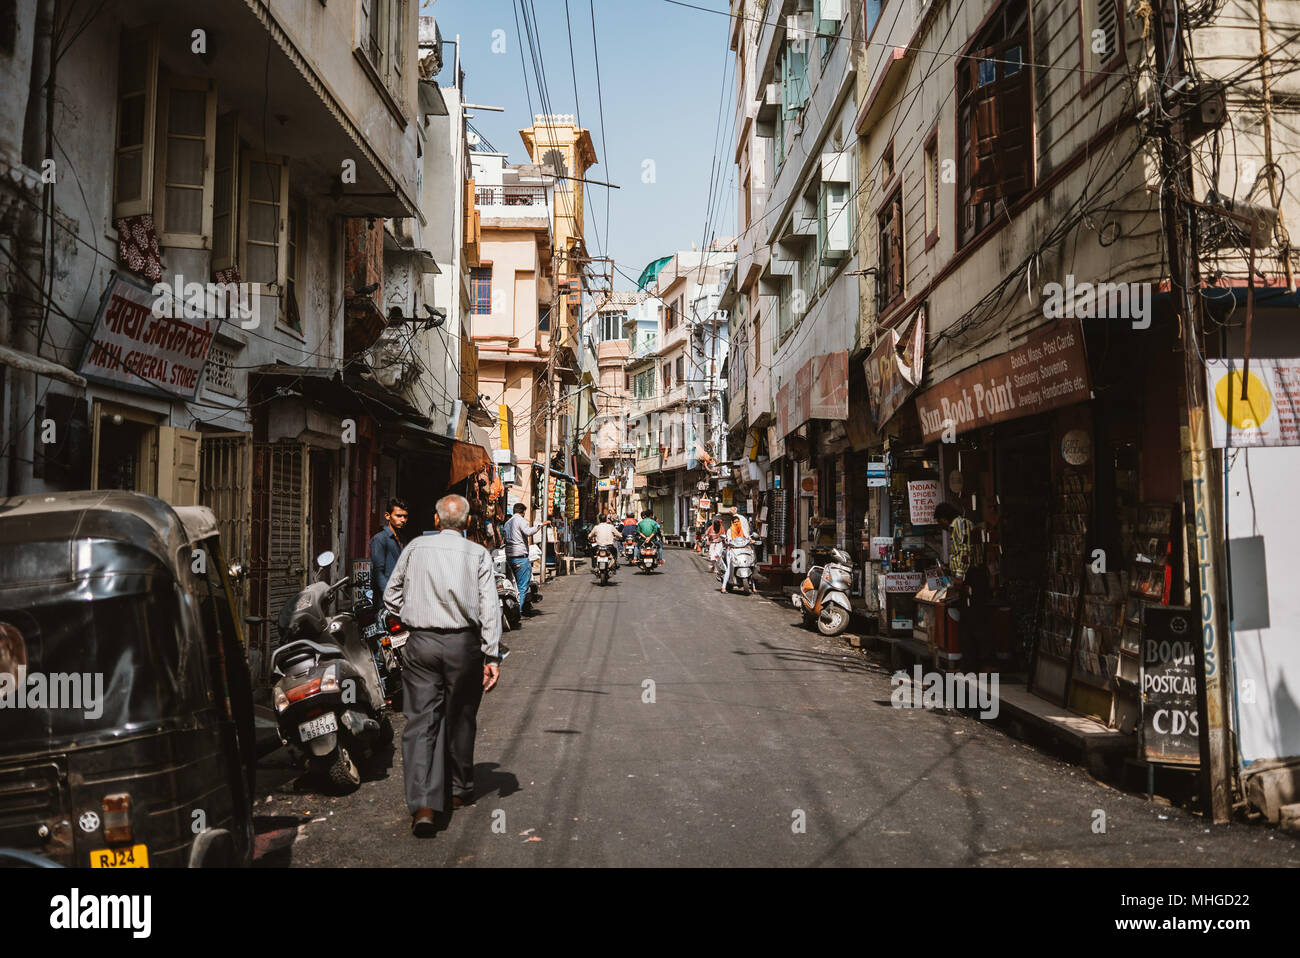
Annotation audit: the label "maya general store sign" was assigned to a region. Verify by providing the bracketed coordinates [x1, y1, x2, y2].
[914, 322, 1091, 442]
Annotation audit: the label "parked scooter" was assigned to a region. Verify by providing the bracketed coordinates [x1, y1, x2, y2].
[491, 547, 523, 631]
[356, 584, 404, 708]
[270, 551, 392, 792]
[592, 543, 617, 585]
[717, 534, 760, 595]
[791, 548, 854, 636]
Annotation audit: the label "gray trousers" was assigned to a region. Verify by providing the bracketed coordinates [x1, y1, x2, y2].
[401, 627, 484, 814]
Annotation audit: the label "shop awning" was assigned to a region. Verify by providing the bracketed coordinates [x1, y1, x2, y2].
[449, 439, 493, 486]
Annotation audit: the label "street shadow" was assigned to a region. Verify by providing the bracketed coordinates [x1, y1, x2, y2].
[731, 638, 884, 676]
[550, 687, 609, 695]
[473, 761, 521, 800]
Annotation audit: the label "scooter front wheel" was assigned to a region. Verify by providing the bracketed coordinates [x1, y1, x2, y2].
[816, 605, 850, 637]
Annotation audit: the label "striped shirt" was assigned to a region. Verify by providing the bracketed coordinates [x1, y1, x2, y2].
[382, 530, 501, 659]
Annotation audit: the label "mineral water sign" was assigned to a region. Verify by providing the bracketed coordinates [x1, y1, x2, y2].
[79, 274, 217, 399]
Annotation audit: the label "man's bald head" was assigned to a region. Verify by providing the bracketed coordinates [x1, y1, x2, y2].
[436, 494, 471, 530]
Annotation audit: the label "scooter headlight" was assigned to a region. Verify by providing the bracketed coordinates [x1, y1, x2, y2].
[274, 686, 290, 713]
[320, 663, 340, 693]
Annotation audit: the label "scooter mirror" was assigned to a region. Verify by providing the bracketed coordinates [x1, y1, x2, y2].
[316, 551, 336, 569]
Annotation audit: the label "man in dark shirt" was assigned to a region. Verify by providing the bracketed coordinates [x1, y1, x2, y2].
[369, 498, 409, 599]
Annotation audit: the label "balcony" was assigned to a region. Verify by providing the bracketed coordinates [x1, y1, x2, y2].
[476, 185, 546, 207]
[636, 451, 663, 474]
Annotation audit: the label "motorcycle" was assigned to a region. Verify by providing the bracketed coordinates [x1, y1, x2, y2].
[355, 585, 405, 708]
[791, 548, 854, 637]
[271, 551, 392, 792]
[592, 543, 617, 585]
[637, 536, 660, 574]
[622, 535, 638, 566]
[491, 547, 523, 631]
[717, 535, 760, 595]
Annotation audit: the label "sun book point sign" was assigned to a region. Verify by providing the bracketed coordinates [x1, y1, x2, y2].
[914, 322, 1091, 443]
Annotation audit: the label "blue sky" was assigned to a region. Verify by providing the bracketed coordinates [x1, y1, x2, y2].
[424, 0, 737, 288]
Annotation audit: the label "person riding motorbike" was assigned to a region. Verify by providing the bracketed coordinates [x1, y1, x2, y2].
[588, 514, 621, 568]
[719, 508, 753, 593]
[636, 510, 664, 566]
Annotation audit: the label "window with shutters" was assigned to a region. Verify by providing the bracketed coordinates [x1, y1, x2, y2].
[864, 0, 886, 39]
[924, 127, 940, 248]
[676, 356, 685, 384]
[1080, 0, 1124, 96]
[470, 267, 492, 314]
[212, 113, 239, 270]
[153, 77, 216, 248]
[283, 198, 306, 333]
[113, 27, 159, 219]
[876, 187, 904, 312]
[239, 152, 289, 292]
[664, 361, 673, 390]
[957, 0, 1031, 249]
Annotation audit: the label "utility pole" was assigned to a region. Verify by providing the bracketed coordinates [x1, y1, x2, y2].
[539, 247, 560, 593]
[1153, 0, 1236, 822]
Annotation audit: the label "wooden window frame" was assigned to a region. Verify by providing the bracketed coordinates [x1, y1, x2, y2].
[470, 265, 492, 314]
[153, 76, 217, 249]
[875, 185, 904, 315]
[863, 0, 887, 43]
[923, 125, 940, 250]
[282, 196, 307, 334]
[112, 26, 159, 220]
[238, 150, 290, 295]
[212, 112, 240, 270]
[954, 0, 1033, 251]
[1078, 0, 1126, 99]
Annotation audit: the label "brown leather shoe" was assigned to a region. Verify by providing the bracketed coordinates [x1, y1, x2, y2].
[412, 808, 436, 836]
[452, 795, 474, 809]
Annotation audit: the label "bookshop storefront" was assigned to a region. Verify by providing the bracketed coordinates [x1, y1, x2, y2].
[910, 318, 1186, 732]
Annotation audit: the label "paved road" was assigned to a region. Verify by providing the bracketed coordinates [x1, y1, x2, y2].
[257, 550, 1300, 867]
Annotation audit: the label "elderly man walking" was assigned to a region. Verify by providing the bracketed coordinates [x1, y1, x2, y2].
[383, 494, 502, 836]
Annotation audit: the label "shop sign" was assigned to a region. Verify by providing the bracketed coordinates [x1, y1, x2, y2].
[1060, 429, 1091, 465]
[1141, 606, 1201, 766]
[809, 351, 849, 420]
[79, 273, 218, 400]
[596, 478, 615, 491]
[865, 306, 926, 429]
[867, 455, 888, 487]
[1206, 358, 1300, 447]
[883, 571, 924, 593]
[913, 321, 1091, 443]
[907, 479, 941, 525]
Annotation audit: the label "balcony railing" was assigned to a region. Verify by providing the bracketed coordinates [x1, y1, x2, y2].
[476, 186, 546, 207]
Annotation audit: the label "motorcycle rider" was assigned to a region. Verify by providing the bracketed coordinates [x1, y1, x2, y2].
[588, 514, 621, 569]
[636, 510, 664, 566]
[719, 508, 752, 593]
[705, 516, 726, 566]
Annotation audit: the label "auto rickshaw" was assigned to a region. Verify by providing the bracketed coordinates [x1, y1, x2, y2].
[0, 491, 256, 867]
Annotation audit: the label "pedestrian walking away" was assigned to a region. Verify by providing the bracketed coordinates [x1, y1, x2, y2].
[383, 495, 503, 837]
[502, 503, 550, 616]
[369, 498, 409, 600]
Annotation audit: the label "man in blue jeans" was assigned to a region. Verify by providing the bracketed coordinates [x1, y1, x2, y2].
[502, 503, 549, 615]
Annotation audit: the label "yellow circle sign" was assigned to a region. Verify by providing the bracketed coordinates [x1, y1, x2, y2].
[1214, 370, 1272, 431]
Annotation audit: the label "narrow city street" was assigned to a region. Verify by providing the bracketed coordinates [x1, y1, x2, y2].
[259, 553, 1300, 868]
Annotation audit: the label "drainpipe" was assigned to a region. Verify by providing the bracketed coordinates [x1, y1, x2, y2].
[8, 0, 55, 496]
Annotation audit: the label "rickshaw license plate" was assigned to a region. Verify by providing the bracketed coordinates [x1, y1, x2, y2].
[89, 844, 149, 868]
[299, 712, 338, 742]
